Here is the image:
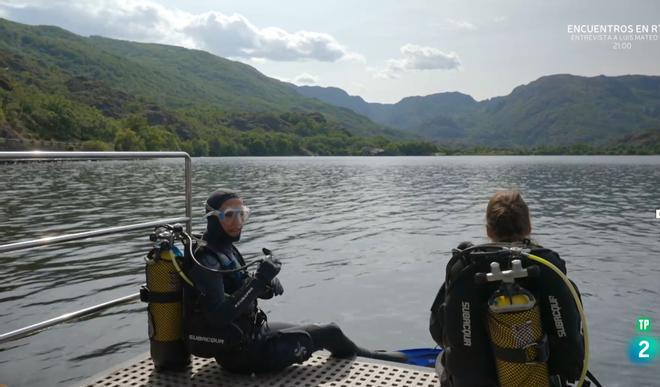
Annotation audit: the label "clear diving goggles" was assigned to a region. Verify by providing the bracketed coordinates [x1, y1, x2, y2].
[205, 205, 251, 224]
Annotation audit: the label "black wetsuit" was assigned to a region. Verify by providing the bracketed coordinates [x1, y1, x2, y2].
[184, 240, 364, 374]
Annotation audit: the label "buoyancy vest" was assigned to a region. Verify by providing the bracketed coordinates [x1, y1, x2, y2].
[182, 243, 259, 358]
[430, 242, 586, 386]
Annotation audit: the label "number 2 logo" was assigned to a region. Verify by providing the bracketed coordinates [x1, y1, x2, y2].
[629, 337, 656, 364]
[638, 340, 650, 359]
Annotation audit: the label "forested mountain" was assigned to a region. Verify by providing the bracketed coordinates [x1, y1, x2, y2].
[1, 17, 658, 155]
[297, 74, 660, 147]
[0, 18, 437, 156]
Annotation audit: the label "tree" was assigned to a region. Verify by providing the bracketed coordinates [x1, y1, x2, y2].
[191, 139, 209, 156]
[114, 128, 145, 150]
[138, 125, 180, 151]
[81, 140, 112, 151]
[124, 114, 149, 131]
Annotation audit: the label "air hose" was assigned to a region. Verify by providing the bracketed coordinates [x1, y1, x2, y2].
[150, 224, 266, 287]
[170, 245, 194, 287]
[180, 230, 264, 274]
[524, 252, 589, 387]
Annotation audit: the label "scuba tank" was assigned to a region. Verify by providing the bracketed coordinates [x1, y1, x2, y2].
[476, 258, 552, 387]
[431, 243, 595, 387]
[140, 225, 191, 371]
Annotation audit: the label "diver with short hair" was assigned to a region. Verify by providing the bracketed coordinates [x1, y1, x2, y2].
[430, 190, 593, 387]
[184, 189, 406, 374]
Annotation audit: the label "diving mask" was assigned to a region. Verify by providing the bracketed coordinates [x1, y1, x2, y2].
[205, 205, 251, 224]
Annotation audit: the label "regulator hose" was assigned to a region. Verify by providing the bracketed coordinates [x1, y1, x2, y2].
[180, 230, 264, 274]
[524, 252, 589, 387]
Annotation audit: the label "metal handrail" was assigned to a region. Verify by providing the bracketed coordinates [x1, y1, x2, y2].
[0, 218, 190, 253]
[0, 151, 193, 243]
[0, 151, 194, 344]
[0, 293, 141, 344]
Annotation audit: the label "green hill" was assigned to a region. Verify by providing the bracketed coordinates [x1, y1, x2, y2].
[296, 74, 660, 147]
[3, 17, 657, 154]
[472, 74, 660, 146]
[0, 18, 433, 155]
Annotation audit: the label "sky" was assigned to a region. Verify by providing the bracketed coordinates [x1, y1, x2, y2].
[0, 0, 659, 103]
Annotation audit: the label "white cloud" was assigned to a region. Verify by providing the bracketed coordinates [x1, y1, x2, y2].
[444, 18, 477, 31]
[0, 0, 189, 44]
[184, 13, 356, 62]
[292, 73, 320, 86]
[0, 0, 360, 62]
[374, 44, 461, 79]
[247, 57, 267, 64]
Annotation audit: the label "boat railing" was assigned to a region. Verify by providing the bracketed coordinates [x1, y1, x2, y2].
[0, 151, 193, 344]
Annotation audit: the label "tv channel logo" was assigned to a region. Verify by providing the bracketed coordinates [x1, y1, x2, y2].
[629, 337, 657, 364]
[629, 317, 657, 364]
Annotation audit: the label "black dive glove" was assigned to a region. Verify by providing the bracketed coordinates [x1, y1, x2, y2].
[255, 258, 281, 283]
[269, 278, 284, 296]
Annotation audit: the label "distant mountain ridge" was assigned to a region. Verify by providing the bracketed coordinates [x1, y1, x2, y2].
[296, 74, 660, 146]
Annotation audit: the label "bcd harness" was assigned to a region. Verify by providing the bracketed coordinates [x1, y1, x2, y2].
[181, 241, 268, 358]
[430, 242, 601, 387]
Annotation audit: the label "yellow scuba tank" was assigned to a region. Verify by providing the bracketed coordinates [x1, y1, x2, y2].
[140, 227, 191, 371]
[478, 259, 550, 387]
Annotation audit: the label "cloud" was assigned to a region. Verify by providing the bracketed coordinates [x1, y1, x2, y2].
[291, 73, 320, 86]
[444, 18, 477, 31]
[375, 44, 461, 79]
[184, 12, 356, 62]
[0, 0, 360, 62]
[0, 0, 189, 44]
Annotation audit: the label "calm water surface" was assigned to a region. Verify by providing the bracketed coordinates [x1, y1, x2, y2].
[0, 156, 659, 386]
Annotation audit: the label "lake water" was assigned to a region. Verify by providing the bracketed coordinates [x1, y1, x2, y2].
[0, 156, 659, 386]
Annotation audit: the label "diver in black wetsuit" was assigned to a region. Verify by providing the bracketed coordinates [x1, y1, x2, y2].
[429, 191, 592, 387]
[183, 189, 406, 374]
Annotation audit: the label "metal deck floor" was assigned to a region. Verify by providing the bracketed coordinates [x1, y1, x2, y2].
[82, 353, 439, 387]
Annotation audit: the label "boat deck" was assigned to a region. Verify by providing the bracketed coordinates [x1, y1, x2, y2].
[82, 352, 439, 387]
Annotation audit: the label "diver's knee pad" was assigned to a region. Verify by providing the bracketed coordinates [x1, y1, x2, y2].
[261, 330, 313, 372]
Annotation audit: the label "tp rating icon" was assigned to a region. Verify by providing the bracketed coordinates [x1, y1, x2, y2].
[637, 317, 651, 332]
